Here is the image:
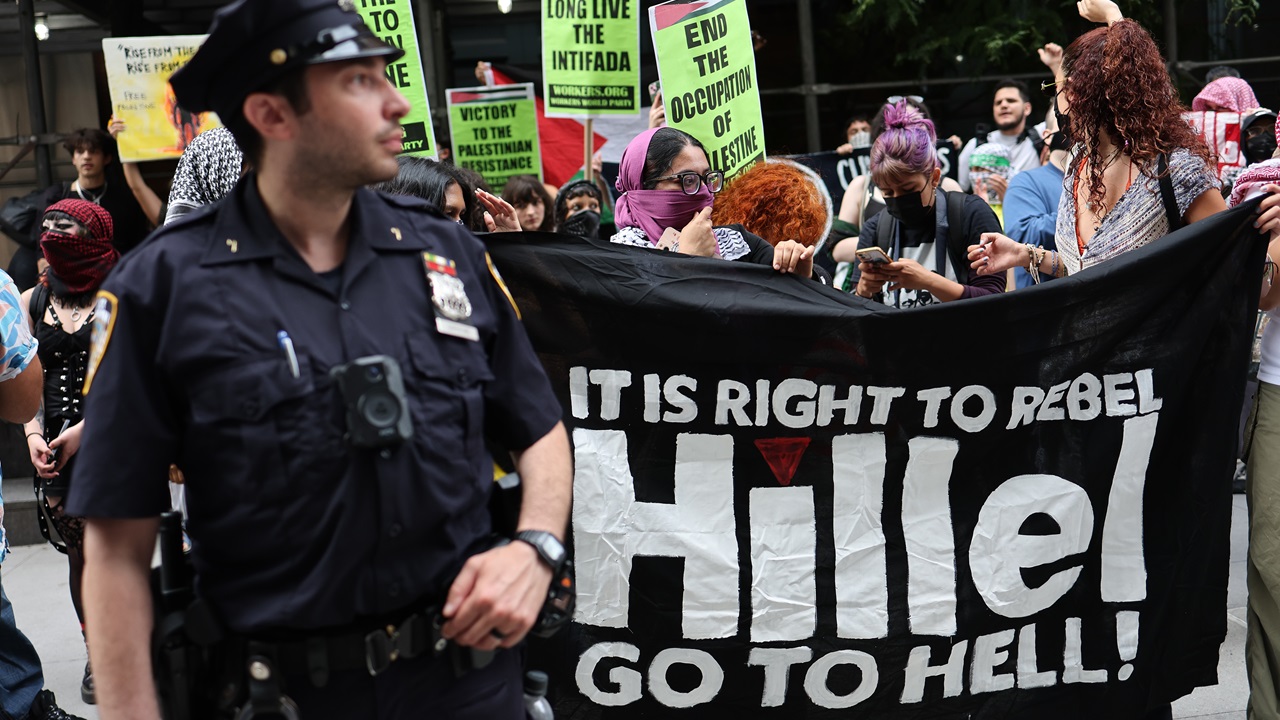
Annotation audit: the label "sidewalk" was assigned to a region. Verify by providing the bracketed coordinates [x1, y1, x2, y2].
[0, 496, 1251, 719]
[1173, 492, 1249, 720]
[1, 543, 96, 719]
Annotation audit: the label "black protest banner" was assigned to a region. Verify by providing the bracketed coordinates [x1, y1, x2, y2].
[489, 202, 1263, 718]
[784, 142, 961, 214]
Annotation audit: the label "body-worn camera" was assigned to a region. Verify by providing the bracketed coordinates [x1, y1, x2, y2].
[330, 355, 413, 448]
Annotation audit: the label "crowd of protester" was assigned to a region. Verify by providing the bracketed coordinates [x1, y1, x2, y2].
[0, 0, 1279, 717]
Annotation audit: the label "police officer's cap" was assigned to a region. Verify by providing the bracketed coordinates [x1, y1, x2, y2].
[171, 0, 405, 120]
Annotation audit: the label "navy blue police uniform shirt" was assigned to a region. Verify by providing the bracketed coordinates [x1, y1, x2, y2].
[66, 175, 563, 634]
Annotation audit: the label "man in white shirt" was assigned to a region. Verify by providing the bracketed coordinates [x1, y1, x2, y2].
[957, 79, 1043, 192]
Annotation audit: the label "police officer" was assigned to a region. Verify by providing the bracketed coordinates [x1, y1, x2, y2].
[68, 1, 572, 718]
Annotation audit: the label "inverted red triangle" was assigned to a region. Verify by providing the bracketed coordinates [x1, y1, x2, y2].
[754, 438, 811, 486]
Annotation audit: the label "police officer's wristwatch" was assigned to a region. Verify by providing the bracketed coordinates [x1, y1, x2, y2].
[516, 530, 567, 575]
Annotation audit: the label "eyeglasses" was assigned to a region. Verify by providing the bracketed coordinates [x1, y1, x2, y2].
[1041, 79, 1066, 98]
[887, 95, 923, 105]
[1245, 123, 1276, 140]
[653, 170, 725, 195]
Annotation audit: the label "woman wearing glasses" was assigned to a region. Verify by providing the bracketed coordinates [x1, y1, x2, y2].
[611, 127, 820, 278]
[968, 3, 1224, 281]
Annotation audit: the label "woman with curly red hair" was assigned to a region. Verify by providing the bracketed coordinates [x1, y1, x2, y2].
[710, 158, 832, 248]
[968, 1, 1224, 280]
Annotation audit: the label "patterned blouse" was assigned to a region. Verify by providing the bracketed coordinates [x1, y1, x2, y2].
[610, 225, 752, 260]
[1055, 148, 1219, 275]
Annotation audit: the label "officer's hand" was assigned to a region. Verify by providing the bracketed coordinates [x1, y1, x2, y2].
[441, 541, 552, 650]
[48, 421, 83, 472]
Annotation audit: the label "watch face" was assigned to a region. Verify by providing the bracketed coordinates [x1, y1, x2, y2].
[542, 536, 565, 563]
[524, 531, 566, 567]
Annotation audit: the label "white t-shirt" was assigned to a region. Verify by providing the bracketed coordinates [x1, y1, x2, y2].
[958, 130, 1041, 191]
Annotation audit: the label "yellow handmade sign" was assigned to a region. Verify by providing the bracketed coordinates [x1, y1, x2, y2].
[102, 35, 222, 162]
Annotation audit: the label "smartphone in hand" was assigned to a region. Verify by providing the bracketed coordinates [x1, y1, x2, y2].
[46, 418, 71, 466]
[856, 246, 893, 265]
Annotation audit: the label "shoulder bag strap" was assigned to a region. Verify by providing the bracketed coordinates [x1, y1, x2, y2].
[876, 210, 895, 254]
[858, 176, 875, 227]
[29, 282, 48, 329]
[937, 191, 970, 285]
[1157, 153, 1183, 232]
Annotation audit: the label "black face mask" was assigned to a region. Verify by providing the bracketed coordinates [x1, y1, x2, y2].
[1246, 134, 1277, 165]
[1052, 98, 1072, 150]
[1048, 129, 1072, 152]
[560, 209, 601, 239]
[883, 189, 935, 228]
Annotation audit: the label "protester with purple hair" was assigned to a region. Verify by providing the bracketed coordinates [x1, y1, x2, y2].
[610, 127, 824, 281]
[831, 101, 1005, 307]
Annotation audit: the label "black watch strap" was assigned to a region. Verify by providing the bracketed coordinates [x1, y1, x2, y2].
[515, 530, 566, 574]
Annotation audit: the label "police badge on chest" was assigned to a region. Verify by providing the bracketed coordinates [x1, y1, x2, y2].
[423, 252, 478, 341]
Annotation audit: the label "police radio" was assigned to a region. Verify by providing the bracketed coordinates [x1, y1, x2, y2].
[330, 355, 413, 448]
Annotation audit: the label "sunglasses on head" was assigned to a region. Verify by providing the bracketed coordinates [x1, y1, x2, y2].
[1041, 79, 1066, 98]
[887, 95, 924, 105]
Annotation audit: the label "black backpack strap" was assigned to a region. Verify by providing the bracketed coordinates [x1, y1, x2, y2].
[1023, 124, 1045, 154]
[28, 282, 48, 327]
[876, 210, 895, 253]
[939, 191, 970, 285]
[1157, 153, 1183, 232]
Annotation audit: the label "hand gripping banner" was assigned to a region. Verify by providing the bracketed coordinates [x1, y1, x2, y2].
[487, 202, 1265, 718]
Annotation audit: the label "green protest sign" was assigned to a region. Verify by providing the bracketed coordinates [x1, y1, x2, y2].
[355, 0, 436, 158]
[649, 0, 764, 178]
[446, 84, 542, 194]
[541, 0, 642, 117]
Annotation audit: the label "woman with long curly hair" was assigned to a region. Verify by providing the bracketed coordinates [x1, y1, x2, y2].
[968, 1, 1224, 280]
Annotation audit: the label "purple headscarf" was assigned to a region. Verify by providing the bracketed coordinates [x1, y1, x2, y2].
[613, 127, 714, 243]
